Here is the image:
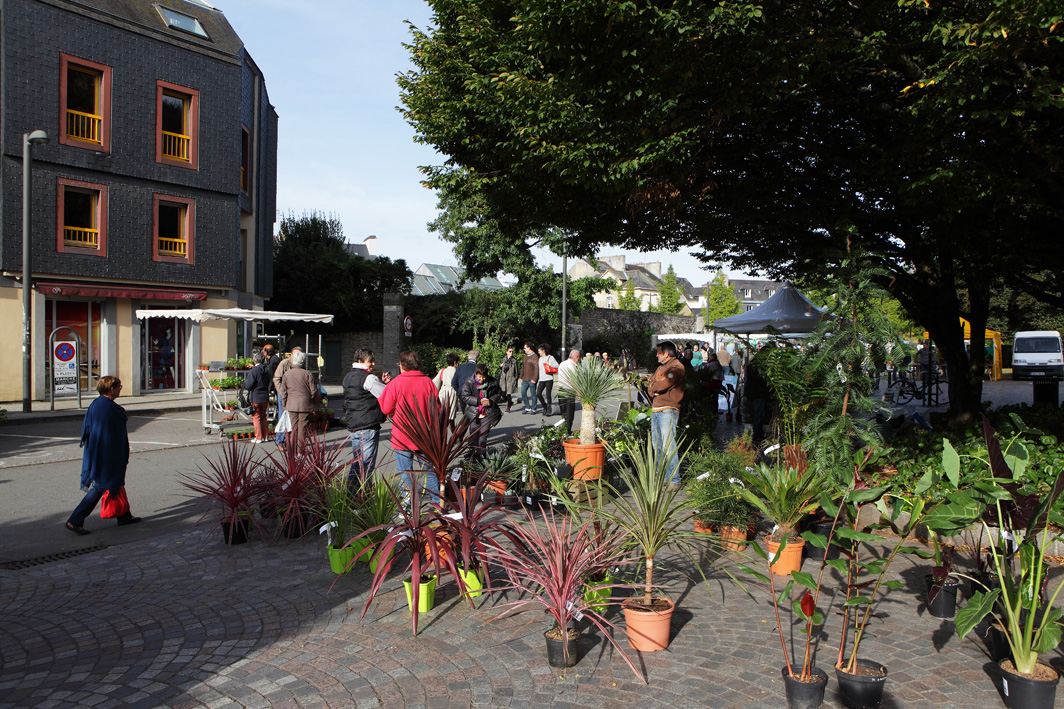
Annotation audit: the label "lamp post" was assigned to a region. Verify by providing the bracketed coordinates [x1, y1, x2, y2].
[23, 129, 49, 413]
[561, 247, 567, 355]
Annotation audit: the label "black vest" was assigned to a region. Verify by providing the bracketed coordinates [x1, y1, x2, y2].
[342, 368, 385, 431]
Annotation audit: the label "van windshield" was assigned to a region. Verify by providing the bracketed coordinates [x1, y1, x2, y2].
[1014, 337, 1061, 354]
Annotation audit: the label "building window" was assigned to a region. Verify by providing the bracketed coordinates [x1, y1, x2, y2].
[765, 288, 773, 297]
[155, 80, 199, 169]
[56, 178, 108, 255]
[607, 295, 613, 309]
[743, 288, 752, 298]
[59, 54, 111, 152]
[240, 126, 250, 193]
[156, 5, 210, 39]
[153, 194, 195, 264]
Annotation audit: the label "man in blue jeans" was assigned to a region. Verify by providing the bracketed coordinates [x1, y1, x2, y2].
[647, 341, 686, 487]
[342, 348, 391, 489]
[518, 342, 540, 414]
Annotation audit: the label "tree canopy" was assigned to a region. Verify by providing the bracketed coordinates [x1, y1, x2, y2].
[652, 265, 684, 314]
[271, 212, 411, 331]
[704, 271, 742, 324]
[400, 0, 1064, 417]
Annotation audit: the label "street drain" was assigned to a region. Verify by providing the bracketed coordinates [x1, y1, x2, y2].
[0, 544, 108, 570]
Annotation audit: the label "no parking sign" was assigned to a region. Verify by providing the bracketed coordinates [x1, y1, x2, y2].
[53, 341, 78, 395]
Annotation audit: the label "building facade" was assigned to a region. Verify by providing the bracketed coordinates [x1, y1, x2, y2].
[0, 0, 277, 401]
[568, 256, 703, 314]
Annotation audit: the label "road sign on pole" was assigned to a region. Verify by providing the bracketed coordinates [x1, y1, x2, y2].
[403, 316, 413, 337]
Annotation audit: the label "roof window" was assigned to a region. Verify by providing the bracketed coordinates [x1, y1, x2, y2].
[157, 5, 210, 39]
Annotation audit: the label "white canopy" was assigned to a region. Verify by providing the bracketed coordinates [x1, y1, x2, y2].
[135, 308, 334, 324]
[712, 282, 826, 335]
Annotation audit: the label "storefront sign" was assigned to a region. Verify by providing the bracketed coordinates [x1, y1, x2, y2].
[53, 341, 79, 396]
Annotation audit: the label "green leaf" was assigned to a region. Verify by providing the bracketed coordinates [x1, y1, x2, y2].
[737, 564, 769, 583]
[884, 580, 905, 590]
[914, 468, 935, 496]
[801, 531, 828, 549]
[898, 545, 935, 559]
[849, 486, 889, 504]
[790, 571, 817, 592]
[955, 589, 1000, 639]
[835, 527, 880, 542]
[845, 595, 873, 606]
[943, 439, 960, 488]
[825, 559, 848, 574]
[1033, 608, 1062, 653]
[811, 611, 824, 625]
[922, 492, 985, 532]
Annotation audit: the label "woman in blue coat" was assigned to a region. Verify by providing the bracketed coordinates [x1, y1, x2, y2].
[65, 376, 141, 534]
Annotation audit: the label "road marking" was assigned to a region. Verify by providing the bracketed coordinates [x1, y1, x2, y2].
[0, 433, 80, 441]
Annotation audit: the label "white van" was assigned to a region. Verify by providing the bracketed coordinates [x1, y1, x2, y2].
[1011, 331, 1064, 380]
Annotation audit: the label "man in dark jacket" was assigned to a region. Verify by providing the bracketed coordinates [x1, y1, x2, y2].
[460, 363, 504, 448]
[451, 350, 479, 392]
[342, 348, 390, 487]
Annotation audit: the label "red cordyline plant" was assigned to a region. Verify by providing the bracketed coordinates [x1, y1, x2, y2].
[354, 480, 460, 636]
[438, 470, 525, 601]
[481, 510, 644, 681]
[396, 396, 485, 481]
[180, 439, 270, 545]
[263, 432, 336, 538]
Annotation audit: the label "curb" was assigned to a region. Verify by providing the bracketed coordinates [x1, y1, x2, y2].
[0, 404, 201, 427]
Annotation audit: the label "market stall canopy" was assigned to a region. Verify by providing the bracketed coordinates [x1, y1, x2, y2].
[712, 282, 827, 335]
[135, 308, 334, 324]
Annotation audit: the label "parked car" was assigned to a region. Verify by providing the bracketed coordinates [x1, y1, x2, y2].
[1010, 330, 1063, 380]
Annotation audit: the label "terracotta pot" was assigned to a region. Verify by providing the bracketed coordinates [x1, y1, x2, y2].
[622, 597, 675, 652]
[693, 519, 713, 534]
[562, 439, 606, 480]
[767, 537, 805, 576]
[718, 525, 749, 552]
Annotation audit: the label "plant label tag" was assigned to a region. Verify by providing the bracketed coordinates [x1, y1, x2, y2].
[451, 469, 461, 482]
[1002, 679, 1009, 697]
[729, 477, 745, 488]
[397, 530, 413, 540]
[319, 521, 336, 535]
[550, 496, 559, 505]
[522, 466, 528, 483]
[526, 496, 533, 505]
[566, 600, 575, 611]
[443, 512, 463, 521]
[573, 610, 584, 621]
[696, 471, 711, 481]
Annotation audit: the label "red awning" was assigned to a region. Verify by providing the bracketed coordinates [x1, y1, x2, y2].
[35, 281, 207, 301]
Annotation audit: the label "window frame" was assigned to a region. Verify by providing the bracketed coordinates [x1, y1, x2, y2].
[155, 80, 199, 169]
[152, 194, 195, 264]
[240, 125, 251, 194]
[56, 178, 108, 256]
[58, 54, 112, 153]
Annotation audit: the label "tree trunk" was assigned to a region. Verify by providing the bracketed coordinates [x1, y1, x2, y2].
[579, 404, 597, 446]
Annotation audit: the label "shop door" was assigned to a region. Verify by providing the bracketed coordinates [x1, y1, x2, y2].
[143, 316, 186, 390]
[46, 301, 102, 393]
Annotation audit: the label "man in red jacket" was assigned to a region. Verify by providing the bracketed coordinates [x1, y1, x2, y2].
[379, 350, 441, 502]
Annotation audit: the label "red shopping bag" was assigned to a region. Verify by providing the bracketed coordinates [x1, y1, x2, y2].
[100, 487, 130, 518]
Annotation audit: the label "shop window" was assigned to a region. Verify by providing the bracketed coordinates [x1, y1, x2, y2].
[155, 80, 199, 169]
[56, 178, 108, 255]
[152, 194, 195, 264]
[59, 54, 111, 152]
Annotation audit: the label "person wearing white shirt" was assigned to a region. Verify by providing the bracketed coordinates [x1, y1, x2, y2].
[536, 344, 560, 416]
[555, 349, 581, 431]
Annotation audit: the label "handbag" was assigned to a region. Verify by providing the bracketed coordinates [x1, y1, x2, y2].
[237, 386, 250, 411]
[100, 487, 130, 519]
[544, 364, 559, 375]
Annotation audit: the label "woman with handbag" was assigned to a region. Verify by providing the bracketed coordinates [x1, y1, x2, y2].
[432, 352, 461, 424]
[536, 344, 560, 416]
[65, 376, 141, 534]
[460, 363, 505, 448]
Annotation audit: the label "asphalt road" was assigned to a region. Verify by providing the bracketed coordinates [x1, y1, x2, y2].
[0, 402, 577, 566]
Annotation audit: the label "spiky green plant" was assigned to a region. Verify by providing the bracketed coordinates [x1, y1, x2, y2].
[556, 357, 625, 445]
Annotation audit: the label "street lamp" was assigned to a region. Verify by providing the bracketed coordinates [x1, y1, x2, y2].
[23, 129, 48, 413]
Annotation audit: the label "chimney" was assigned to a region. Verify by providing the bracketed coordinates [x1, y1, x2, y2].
[363, 235, 377, 256]
[605, 254, 626, 271]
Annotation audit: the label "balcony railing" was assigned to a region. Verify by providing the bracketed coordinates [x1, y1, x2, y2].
[158, 237, 187, 257]
[64, 226, 99, 249]
[161, 131, 191, 161]
[66, 110, 102, 144]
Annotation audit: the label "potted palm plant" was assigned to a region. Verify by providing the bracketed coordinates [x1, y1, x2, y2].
[586, 434, 706, 652]
[483, 510, 641, 676]
[557, 356, 625, 480]
[180, 439, 269, 546]
[739, 462, 823, 575]
[955, 417, 1064, 709]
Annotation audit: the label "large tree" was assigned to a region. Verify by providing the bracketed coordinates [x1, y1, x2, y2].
[271, 212, 412, 331]
[704, 271, 742, 324]
[400, 0, 1064, 418]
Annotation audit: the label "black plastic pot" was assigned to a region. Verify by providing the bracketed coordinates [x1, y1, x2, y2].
[999, 660, 1059, 709]
[802, 521, 840, 561]
[221, 519, 250, 545]
[836, 659, 888, 709]
[986, 624, 1009, 663]
[781, 666, 828, 709]
[544, 628, 579, 668]
[925, 574, 961, 618]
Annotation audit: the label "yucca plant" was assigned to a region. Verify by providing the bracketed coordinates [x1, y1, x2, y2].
[556, 356, 625, 446]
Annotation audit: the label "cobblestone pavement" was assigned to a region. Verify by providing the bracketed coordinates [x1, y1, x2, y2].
[4, 518, 1056, 709]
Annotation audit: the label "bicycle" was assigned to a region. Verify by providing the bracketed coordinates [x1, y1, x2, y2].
[889, 367, 946, 405]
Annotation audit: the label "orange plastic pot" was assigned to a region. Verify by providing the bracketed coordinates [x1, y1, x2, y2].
[717, 525, 749, 552]
[693, 519, 713, 534]
[562, 439, 606, 480]
[622, 597, 675, 652]
[767, 537, 805, 576]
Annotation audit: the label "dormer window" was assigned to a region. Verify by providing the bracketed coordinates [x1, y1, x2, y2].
[156, 5, 209, 39]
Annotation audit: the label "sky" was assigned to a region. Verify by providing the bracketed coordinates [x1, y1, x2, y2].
[215, 0, 721, 287]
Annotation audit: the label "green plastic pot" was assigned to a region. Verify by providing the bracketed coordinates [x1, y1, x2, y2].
[403, 575, 437, 613]
[327, 545, 358, 574]
[583, 574, 614, 613]
[458, 565, 484, 599]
